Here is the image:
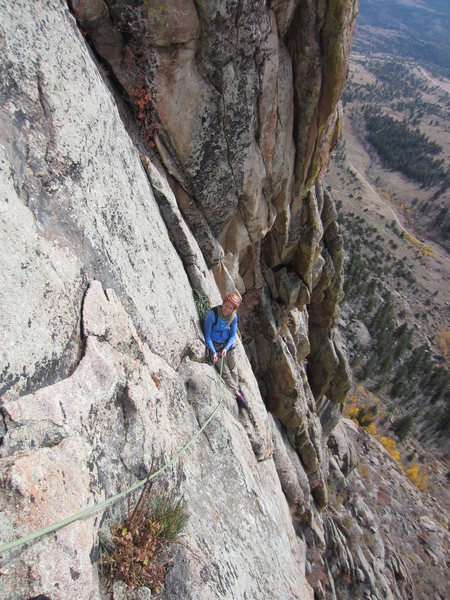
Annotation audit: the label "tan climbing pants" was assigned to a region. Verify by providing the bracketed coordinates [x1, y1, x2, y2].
[210, 343, 239, 395]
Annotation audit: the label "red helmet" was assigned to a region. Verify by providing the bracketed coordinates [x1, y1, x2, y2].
[223, 293, 241, 308]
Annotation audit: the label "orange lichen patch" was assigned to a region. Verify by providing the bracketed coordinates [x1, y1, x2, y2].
[151, 373, 161, 388]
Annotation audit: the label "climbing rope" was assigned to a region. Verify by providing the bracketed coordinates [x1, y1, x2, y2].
[0, 359, 225, 554]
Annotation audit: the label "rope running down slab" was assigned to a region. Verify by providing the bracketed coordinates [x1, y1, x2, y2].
[0, 359, 225, 554]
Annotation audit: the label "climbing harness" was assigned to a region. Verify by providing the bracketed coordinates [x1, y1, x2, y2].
[0, 360, 225, 554]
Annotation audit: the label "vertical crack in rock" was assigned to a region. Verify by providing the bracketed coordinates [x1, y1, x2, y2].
[116, 384, 146, 479]
[36, 68, 56, 163]
[0, 410, 7, 447]
[220, 91, 239, 197]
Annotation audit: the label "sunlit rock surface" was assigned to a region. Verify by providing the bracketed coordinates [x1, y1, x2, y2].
[4, 2, 443, 600]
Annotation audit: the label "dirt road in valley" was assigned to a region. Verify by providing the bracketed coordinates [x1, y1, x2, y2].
[347, 162, 450, 265]
[334, 108, 450, 266]
[415, 67, 450, 95]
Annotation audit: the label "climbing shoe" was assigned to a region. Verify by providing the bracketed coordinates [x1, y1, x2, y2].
[236, 392, 249, 411]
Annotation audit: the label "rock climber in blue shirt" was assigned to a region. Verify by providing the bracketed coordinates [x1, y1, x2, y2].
[204, 293, 249, 410]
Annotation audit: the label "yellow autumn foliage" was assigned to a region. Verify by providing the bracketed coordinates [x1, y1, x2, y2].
[343, 388, 385, 434]
[423, 244, 435, 257]
[403, 230, 435, 257]
[439, 331, 450, 357]
[380, 436, 401, 464]
[344, 394, 359, 423]
[365, 422, 377, 437]
[346, 405, 360, 422]
[406, 463, 429, 492]
[376, 187, 391, 202]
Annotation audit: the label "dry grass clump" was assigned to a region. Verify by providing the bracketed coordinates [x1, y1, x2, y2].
[99, 466, 189, 593]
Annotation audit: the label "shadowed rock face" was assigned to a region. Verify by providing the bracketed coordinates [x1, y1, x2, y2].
[0, 1, 366, 599]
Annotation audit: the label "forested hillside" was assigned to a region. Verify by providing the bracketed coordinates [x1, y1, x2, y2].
[364, 110, 447, 189]
[326, 3, 450, 589]
[327, 149, 450, 507]
[354, 0, 450, 76]
[341, 0, 450, 252]
[342, 53, 450, 251]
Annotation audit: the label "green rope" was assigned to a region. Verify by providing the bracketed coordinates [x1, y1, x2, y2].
[0, 359, 225, 554]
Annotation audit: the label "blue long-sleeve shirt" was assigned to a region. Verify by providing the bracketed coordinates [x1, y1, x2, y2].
[204, 308, 238, 354]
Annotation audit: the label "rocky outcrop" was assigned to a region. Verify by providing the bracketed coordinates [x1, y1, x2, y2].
[0, 281, 310, 599]
[0, 2, 314, 598]
[3, 1, 447, 599]
[323, 421, 449, 600]
[8, 2, 441, 600]
[65, 0, 356, 530]
[69, 0, 357, 265]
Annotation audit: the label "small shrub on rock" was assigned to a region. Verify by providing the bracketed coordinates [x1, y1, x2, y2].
[99, 469, 189, 593]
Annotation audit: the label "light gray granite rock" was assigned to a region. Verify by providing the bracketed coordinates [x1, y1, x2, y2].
[1, 280, 313, 600]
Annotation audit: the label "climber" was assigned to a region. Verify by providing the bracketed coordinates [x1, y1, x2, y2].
[204, 293, 249, 410]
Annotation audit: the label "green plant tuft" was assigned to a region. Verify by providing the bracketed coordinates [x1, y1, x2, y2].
[193, 289, 211, 326]
[147, 493, 190, 542]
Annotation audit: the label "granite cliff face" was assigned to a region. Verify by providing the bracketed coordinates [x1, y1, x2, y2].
[2, 2, 446, 600]
[70, 0, 356, 511]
